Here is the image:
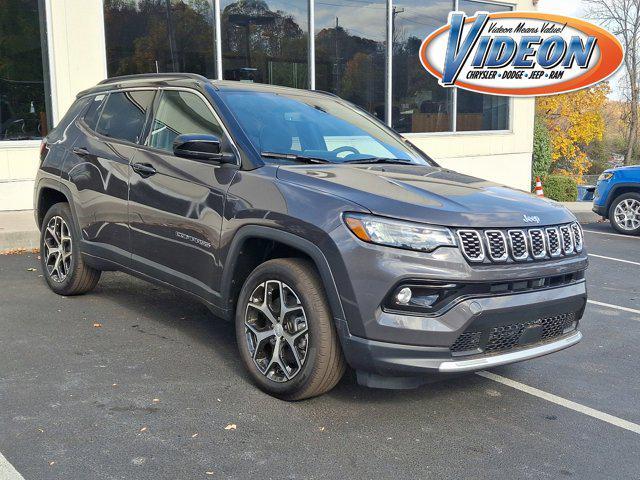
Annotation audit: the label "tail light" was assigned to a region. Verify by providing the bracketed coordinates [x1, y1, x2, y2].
[39, 140, 49, 164]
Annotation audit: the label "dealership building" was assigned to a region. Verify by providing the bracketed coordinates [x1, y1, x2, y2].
[1, 0, 535, 211]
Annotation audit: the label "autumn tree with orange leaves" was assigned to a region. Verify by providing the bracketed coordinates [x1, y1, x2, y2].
[536, 83, 610, 181]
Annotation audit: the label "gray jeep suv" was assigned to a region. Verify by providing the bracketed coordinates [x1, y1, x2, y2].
[34, 74, 587, 400]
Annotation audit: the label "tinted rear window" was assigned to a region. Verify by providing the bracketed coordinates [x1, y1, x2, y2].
[83, 94, 108, 131]
[95, 90, 155, 143]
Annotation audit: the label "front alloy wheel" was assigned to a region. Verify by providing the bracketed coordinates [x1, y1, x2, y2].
[610, 193, 640, 235]
[235, 258, 345, 400]
[245, 280, 309, 382]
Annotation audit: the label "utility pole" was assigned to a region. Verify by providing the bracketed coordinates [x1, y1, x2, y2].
[334, 17, 341, 94]
[165, 0, 178, 72]
[392, 6, 405, 49]
[385, 2, 404, 126]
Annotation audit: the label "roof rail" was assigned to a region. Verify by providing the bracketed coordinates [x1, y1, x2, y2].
[311, 89, 340, 98]
[98, 72, 209, 85]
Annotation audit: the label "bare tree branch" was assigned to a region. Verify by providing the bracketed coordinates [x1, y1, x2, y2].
[584, 0, 640, 164]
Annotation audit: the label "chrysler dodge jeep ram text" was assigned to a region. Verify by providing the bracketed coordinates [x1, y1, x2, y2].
[34, 74, 588, 400]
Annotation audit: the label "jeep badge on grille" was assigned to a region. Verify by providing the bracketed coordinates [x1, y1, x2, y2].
[523, 215, 541, 224]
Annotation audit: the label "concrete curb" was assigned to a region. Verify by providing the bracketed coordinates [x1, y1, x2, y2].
[0, 210, 39, 252]
[0, 231, 39, 252]
[560, 202, 601, 225]
[573, 211, 602, 225]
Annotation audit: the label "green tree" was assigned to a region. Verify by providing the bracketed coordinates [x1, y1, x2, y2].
[532, 116, 553, 181]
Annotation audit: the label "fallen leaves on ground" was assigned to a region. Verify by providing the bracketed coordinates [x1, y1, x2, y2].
[224, 424, 237, 431]
[0, 248, 39, 255]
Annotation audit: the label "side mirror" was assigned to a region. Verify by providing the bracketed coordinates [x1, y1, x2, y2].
[172, 134, 235, 163]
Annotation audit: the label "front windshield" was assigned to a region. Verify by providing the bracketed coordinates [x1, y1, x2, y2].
[219, 91, 432, 165]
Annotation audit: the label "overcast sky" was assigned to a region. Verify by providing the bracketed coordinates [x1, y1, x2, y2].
[536, 0, 584, 17]
[536, 0, 625, 98]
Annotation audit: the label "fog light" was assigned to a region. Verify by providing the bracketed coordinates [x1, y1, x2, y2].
[395, 287, 413, 305]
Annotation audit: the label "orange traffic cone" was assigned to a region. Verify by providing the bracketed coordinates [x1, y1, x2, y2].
[534, 177, 544, 197]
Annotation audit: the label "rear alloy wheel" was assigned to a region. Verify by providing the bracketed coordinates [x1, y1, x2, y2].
[610, 193, 640, 235]
[43, 215, 73, 282]
[235, 258, 345, 400]
[40, 202, 101, 295]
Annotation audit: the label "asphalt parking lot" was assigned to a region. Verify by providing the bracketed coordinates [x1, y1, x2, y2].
[1, 222, 639, 480]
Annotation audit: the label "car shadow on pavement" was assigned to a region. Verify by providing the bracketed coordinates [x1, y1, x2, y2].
[27, 266, 485, 404]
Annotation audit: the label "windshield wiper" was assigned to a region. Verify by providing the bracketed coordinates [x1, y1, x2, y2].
[261, 151, 333, 164]
[342, 157, 413, 165]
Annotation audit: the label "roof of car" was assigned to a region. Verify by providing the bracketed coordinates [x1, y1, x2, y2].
[77, 73, 335, 99]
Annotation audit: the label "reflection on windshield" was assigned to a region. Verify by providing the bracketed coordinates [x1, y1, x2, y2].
[220, 91, 431, 165]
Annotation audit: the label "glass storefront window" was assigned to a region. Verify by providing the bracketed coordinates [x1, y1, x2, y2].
[392, 0, 454, 133]
[102, 0, 512, 134]
[456, 0, 510, 131]
[0, 0, 51, 140]
[315, 0, 386, 120]
[221, 1, 308, 88]
[104, 0, 217, 78]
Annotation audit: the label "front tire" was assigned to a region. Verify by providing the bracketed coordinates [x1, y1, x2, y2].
[610, 192, 640, 235]
[235, 258, 345, 400]
[40, 202, 101, 295]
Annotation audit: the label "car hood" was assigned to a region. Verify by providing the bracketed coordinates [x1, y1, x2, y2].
[276, 164, 575, 228]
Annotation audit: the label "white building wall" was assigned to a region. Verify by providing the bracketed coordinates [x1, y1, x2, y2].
[0, 0, 106, 211]
[0, 0, 535, 211]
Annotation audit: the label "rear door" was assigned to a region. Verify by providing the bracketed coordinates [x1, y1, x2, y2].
[66, 90, 155, 264]
[128, 88, 239, 301]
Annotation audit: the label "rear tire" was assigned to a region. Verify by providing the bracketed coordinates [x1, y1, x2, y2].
[235, 258, 346, 400]
[609, 192, 640, 235]
[40, 202, 101, 295]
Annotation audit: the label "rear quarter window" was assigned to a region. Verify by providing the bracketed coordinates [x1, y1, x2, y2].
[92, 90, 155, 143]
[83, 94, 108, 131]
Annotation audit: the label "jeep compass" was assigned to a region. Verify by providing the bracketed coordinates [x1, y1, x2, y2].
[34, 74, 588, 400]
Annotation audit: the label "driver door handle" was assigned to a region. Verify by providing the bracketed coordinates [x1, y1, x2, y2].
[132, 162, 157, 178]
[72, 146, 90, 157]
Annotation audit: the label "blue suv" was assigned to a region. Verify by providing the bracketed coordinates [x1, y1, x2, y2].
[593, 165, 640, 235]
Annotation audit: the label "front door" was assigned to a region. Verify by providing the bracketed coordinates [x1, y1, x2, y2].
[128, 89, 238, 303]
[68, 90, 155, 265]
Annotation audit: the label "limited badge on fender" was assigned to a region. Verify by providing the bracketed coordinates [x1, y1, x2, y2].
[419, 12, 624, 97]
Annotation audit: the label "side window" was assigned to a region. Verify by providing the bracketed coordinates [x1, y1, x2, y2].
[94, 90, 155, 143]
[148, 90, 224, 153]
[83, 94, 108, 131]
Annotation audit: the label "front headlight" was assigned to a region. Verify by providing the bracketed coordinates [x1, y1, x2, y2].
[343, 213, 456, 253]
[598, 172, 614, 182]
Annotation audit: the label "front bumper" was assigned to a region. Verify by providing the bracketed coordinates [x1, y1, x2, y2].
[592, 203, 607, 218]
[438, 331, 581, 372]
[335, 281, 586, 387]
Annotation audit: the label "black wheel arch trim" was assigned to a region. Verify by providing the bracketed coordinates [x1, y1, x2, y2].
[606, 183, 640, 216]
[220, 225, 347, 325]
[34, 177, 80, 232]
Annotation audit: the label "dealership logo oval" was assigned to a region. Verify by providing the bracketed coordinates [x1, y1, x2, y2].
[419, 12, 624, 97]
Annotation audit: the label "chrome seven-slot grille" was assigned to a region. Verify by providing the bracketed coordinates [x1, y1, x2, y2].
[456, 222, 583, 263]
